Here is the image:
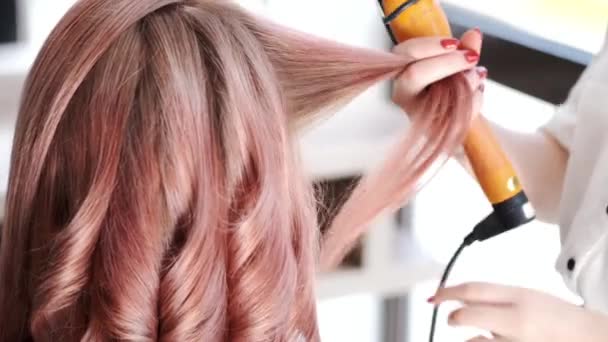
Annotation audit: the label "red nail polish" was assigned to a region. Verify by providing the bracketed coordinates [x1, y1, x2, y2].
[465, 50, 480, 63]
[427, 296, 435, 303]
[440, 38, 459, 49]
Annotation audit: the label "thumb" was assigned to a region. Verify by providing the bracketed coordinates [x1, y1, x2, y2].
[460, 28, 483, 54]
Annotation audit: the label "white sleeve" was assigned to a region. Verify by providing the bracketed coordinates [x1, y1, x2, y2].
[541, 29, 608, 151]
[542, 95, 579, 152]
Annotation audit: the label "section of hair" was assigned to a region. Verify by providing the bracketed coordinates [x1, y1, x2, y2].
[319, 75, 472, 270]
[248, 14, 473, 270]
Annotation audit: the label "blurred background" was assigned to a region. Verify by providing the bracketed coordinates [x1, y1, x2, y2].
[0, 0, 606, 341]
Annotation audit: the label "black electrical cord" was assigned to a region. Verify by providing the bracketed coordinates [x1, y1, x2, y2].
[428, 234, 473, 342]
[428, 211, 513, 342]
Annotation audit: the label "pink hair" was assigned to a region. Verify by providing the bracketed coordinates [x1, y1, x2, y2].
[0, 0, 472, 341]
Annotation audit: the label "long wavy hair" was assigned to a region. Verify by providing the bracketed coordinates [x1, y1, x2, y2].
[0, 0, 473, 340]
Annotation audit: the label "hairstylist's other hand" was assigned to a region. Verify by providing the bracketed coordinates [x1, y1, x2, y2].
[391, 28, 487, 118]
[430, 282, 608, 342]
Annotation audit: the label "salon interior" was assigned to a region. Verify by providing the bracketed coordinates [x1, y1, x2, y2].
[0, 0, 606, 341]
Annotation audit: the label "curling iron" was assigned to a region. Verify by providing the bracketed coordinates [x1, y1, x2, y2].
[378, 0, 536, 245]
[377, 1, 537, 340]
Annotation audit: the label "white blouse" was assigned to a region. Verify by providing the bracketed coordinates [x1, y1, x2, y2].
[542, 28, 608, 314]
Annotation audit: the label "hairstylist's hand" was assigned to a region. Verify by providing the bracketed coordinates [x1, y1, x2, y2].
[430, 282, 608, 342]
[391, 28, 487, 117]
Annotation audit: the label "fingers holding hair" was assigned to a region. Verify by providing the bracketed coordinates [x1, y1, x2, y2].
[390, 29, 485, 108]
[392, 49, 480, 103]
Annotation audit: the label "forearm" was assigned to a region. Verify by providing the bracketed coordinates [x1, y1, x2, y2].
[456, 117, 569, 223]
[573, 308, 608, 342]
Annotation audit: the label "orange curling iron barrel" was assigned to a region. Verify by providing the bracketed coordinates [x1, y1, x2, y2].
[379, 0, 535, 243]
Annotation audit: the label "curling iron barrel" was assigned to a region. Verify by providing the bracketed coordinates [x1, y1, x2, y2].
[379, 0, 535, 240]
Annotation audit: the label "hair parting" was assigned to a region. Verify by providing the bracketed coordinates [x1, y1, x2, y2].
[0, 0, 473, 341]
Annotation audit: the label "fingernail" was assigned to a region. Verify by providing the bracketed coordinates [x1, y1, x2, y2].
[465, 50, 480, 63]
[448, 310, 458, 324]
[477, 66, 488, 78]
[473, 27, 483, 38]
[448, 311, 454, 320]
[441, 38, 459, 49]
[427, 296, 435, 303]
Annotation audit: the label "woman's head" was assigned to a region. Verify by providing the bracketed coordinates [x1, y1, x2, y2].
[0, 0, 472, 340]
